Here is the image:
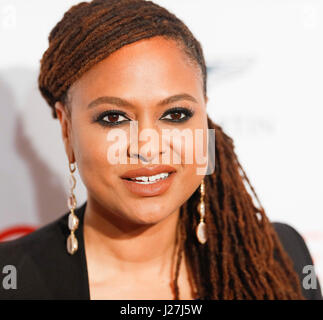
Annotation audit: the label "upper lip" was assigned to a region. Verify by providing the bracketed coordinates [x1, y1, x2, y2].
[120, 165, 177, 179]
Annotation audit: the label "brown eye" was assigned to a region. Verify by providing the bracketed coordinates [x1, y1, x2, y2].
[102, 113, 128, 124]
[107, 114, 120, 122]
[161, 108, 192, 122]
[170, 112, 182, 120]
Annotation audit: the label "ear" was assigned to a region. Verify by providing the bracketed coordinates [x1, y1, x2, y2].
[55, 101, 75, 164]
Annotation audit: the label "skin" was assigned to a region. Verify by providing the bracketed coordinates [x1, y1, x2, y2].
[55, 36, 208, 299]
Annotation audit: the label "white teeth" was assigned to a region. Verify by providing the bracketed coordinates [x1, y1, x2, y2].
[130, 172, 170, 184]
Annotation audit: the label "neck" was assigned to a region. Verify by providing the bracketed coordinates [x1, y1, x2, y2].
[83, 198, 181, 281]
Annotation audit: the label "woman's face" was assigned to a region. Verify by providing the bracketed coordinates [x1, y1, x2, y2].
[56, 36, 208, 226]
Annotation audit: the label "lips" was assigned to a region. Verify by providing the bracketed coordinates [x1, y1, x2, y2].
[120, 165, 177, 197]
[120, 165, 176, 179]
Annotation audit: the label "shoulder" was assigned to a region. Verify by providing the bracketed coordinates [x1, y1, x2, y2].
[272, 222, 322, 300]
[0, 203, 88, 300]
[0, 212, 68, 261]
[0, 210, 73, 299]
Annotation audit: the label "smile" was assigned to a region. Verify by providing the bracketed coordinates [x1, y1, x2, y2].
[121, 172, 175, 197]
[124, 172, 171, 184]
[120, 165, 176, 197]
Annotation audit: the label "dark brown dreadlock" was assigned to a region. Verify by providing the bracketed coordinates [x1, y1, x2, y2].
[38, 0, 305, 299]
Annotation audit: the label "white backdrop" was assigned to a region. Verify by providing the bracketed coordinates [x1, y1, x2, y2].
[0, 0, 322, 291]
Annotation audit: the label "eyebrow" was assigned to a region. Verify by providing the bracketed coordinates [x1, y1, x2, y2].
[87, 93, 198, 109]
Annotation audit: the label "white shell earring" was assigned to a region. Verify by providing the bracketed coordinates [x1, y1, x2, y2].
[66, 162, 79, 255]
[196, 179, 207, 244]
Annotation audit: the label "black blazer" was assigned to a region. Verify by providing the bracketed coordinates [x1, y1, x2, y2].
[0, 202, 322, 300]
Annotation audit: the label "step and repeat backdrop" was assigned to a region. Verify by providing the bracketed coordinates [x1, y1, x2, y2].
[0, 0, 322, 291]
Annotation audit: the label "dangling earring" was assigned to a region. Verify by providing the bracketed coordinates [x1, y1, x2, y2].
[66, 162, 79, 255]
[196, 179, 207, 244]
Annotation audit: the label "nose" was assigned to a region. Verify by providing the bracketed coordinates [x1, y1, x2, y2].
[127, 138, 165, 163]
[127, 117, 165, 164]
[127, 151, 153, 163]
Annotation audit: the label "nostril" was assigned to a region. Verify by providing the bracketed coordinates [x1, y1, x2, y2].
[129, 153, 148, 162]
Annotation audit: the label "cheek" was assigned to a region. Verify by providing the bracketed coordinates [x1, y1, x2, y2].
[71, 124, 120, 187]
[74, 131, 104, 166]
[172, 115, 208, 170]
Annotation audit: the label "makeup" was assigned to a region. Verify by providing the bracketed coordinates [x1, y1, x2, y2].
[120, 165, 176, 197]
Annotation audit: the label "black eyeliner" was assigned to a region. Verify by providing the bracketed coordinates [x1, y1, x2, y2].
[93, 109, 130, 127]
[93, 106, 195, 127]
[160, 106, 195, 122]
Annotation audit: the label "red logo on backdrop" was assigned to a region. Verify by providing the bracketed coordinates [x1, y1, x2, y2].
[0, 225, 37, 242]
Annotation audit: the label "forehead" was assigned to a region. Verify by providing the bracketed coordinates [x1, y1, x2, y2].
[68, 36, 203, 106]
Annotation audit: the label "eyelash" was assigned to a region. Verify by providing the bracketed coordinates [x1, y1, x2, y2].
[94, 107, 195, 127]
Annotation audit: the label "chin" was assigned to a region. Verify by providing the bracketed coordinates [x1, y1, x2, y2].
[124, 203, 176, 226]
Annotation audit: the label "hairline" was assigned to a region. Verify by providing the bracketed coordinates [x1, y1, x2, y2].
[61, 36, 206, 116]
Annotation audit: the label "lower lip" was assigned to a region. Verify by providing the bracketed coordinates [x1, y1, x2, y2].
[121, 172, 176, 197]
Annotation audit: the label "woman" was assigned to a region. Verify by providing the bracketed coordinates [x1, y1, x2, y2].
[0, 0, 321, 300]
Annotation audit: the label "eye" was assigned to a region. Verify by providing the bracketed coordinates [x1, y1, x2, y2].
[160, 107, 194, 123]
[95, 110, 130, 126]
[103, 113, 128, 124]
